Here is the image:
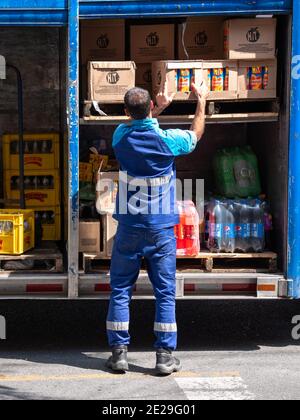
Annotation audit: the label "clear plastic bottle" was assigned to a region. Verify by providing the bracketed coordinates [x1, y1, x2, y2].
[224, 199, 236, 253]
[251, 199, 265, 252]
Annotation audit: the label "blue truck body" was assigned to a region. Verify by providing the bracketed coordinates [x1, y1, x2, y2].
[0, 0, 299, 298]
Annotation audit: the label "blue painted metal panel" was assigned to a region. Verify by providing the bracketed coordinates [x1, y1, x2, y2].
[67, 0, 80, 296]
[0, 0, 67, 25]
[288, 0, 300, 299]
[79, 0, 292, 19]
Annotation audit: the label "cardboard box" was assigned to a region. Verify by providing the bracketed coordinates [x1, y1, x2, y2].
[136, 63, 153, 93]
[79, 220, 101, 253]
[203, 60, 238, 100]
[81, 20, 125, 64]
[79, 162, 93, 182]
[88, 61, 136, 103]
[102, 212, 118, 257]
[224, 18, 277, 60]
[152, 60, 203, 101]
[97, 171, 119, 212]
[238, 59, 277, 99]
[131, 24, 175, 63]
[178, 17, 224, 60]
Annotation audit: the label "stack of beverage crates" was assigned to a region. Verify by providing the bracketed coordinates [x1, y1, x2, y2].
[2, 134, 61, 241]
[204, 198, 273, 253]
[205, 145, 273, 254]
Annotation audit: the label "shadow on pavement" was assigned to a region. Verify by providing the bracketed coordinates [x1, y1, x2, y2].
[0, 299, 299, 355]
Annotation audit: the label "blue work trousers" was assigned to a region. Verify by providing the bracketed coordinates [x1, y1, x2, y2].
[107, 224, 177, 350]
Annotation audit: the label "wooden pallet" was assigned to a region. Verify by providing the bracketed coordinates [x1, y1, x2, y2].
[0, 242, 63, 273]
[83, 251, 278, 274]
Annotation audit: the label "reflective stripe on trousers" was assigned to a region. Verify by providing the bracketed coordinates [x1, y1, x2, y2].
[107, 224, 177, 350]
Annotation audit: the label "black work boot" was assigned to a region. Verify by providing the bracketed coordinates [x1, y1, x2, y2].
[156, 348, 182, 375]
[106, 346, 129, 373]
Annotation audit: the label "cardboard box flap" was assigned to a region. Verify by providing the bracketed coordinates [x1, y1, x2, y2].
[165, 61, 203, 70]
[91, 61, 136, 70]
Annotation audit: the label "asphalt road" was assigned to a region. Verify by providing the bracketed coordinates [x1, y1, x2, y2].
[0, 299, 300, 400]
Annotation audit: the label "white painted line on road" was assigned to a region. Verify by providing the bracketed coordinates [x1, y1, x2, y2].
[175, 376, 255, 401]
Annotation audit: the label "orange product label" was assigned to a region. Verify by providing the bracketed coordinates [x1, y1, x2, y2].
[0, 240, 3, 250]
[212, 68, 224, 92]
[250, 66, 263, 90]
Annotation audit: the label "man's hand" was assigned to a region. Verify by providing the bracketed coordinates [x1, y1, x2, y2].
[191, 81, 209, 104]
[153, 82, 175, 117]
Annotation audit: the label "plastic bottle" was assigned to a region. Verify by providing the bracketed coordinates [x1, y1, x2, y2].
[262, 201, 273, 250]
[223, 199, 236, 253]
[176, 201, 200, 256]
[233, 200, 244, 252]
[251, 199, 265, 252]
[208, 199, 226, 252]
[233, 147, 251, 198]
[214, 149, 236, 197]
[240, 199, 252, 252]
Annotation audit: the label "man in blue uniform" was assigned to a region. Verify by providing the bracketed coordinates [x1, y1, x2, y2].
[104, 82, 208, 375]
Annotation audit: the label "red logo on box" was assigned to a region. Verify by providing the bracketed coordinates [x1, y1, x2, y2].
[25, 192, 48, 203]
[24, 157, 43, 167]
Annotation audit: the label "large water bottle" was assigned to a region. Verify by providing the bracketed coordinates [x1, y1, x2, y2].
[209, 199, 226, 252]
[224, 199, 236, 253]
[240, 199, 252, 252]
[251, 199, 265, 252]
[233, 200, 244, 252]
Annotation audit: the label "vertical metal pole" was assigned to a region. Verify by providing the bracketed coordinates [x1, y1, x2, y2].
[288, 0, 300, 298]
[6, 64, 25, 209]
[67, 0, 79, 298]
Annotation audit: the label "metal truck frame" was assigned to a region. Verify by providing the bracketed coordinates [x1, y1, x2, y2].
[0, 0, 299, 300]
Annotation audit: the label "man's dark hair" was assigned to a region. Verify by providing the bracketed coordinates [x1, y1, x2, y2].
[124, 88, 152, 120]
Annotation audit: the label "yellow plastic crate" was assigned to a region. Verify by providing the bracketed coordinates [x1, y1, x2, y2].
[2, 134, 60, 170]
[0, 210, 35, 255]
[35, 207, 61, 241]
[4, 169, 61, 207]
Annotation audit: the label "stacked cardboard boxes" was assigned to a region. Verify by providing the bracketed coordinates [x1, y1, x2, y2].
[2, 134, 61, 241]
[152, 18, 277, 101]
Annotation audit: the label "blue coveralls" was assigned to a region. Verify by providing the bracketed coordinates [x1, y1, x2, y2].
[107, 118, 197, 350]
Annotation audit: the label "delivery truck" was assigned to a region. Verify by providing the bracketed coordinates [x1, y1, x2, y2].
[0, 0, 299, 301]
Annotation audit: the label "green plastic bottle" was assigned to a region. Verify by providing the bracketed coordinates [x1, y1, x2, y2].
[214, 149, 236, 198]
[232, 147, 251, 198]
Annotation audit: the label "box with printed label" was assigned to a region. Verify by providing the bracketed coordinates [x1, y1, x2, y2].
[238, 59, 277, 99]
[152, 60, 204, 101]
[130, 24, 175, 63]
[203, 60, 238, 100]
[88, 61, 136, 103]
[81, 20, 125, 64]
[224, 18, 277, 60]
[136, 63, 153, 93]
[178, 17, 224, 60]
